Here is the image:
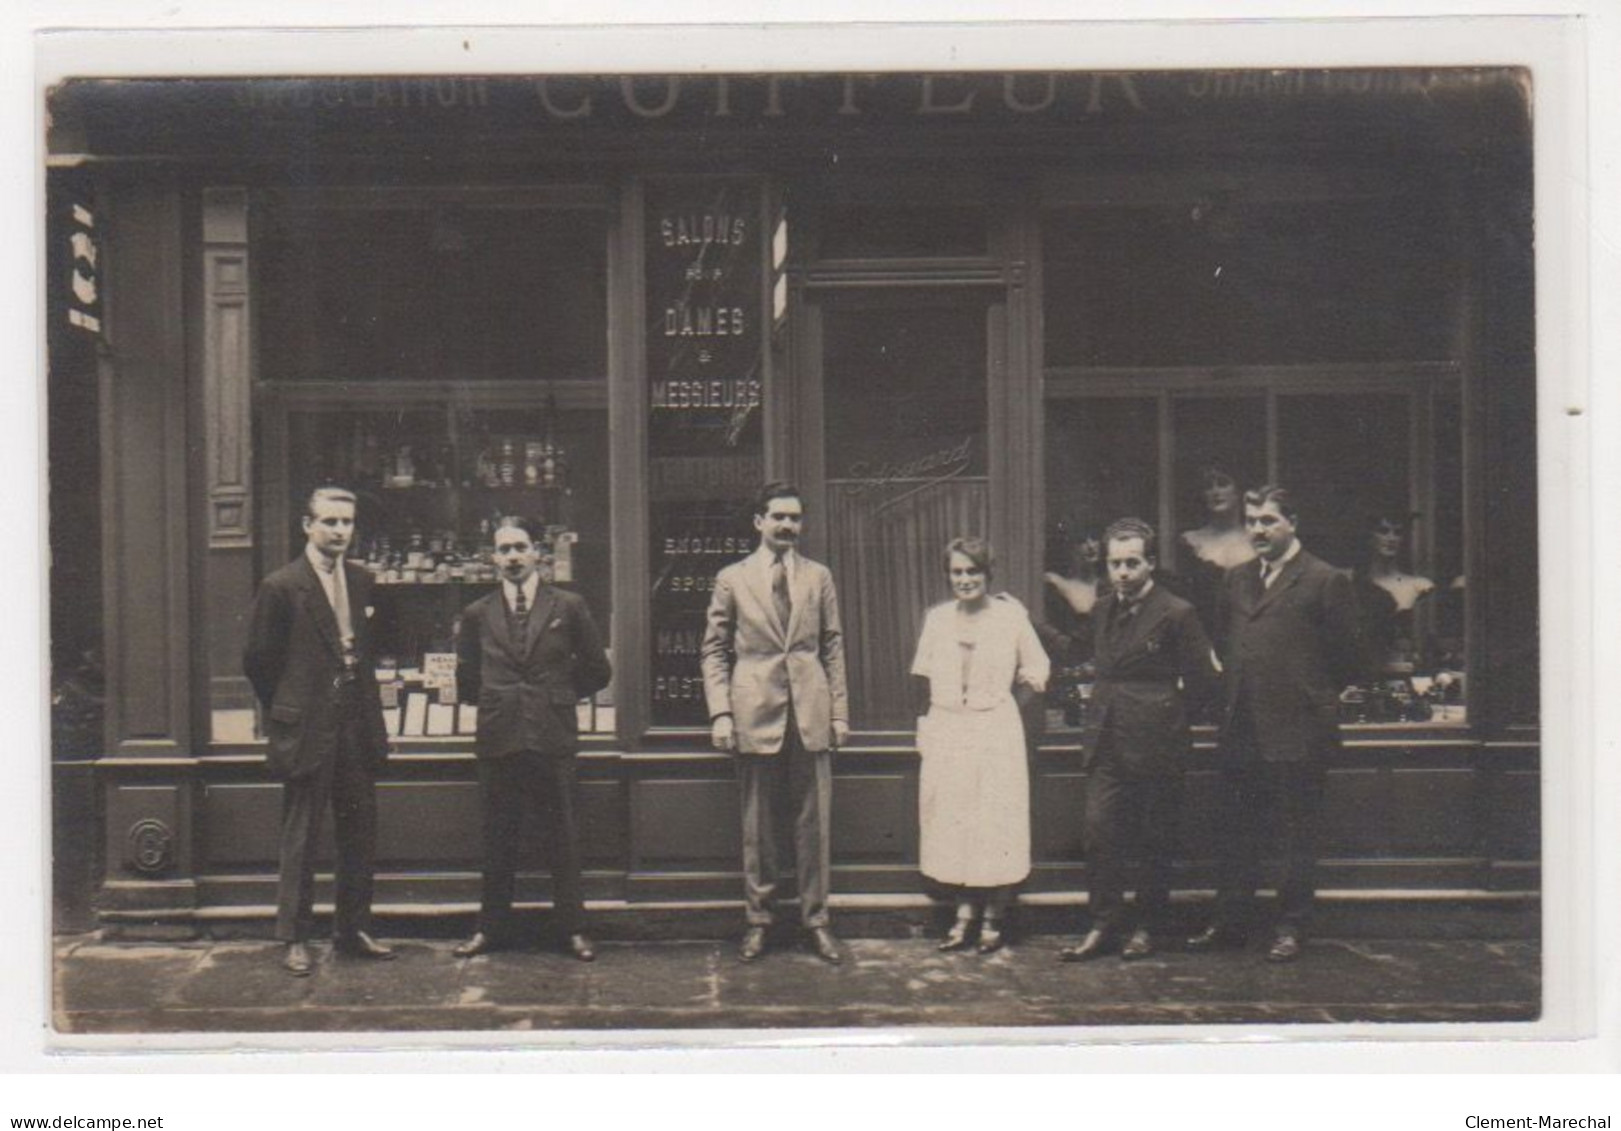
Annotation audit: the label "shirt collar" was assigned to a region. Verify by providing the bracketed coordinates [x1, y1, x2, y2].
[1262, 539, 1303, 573]
[1126, 578, 1155, 604]
[502, 572, 541, 609]
[306, 544, 341, 575]
[755, 544, 797, 569]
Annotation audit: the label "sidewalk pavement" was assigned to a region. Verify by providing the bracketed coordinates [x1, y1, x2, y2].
[53, 931, 1539, 1034]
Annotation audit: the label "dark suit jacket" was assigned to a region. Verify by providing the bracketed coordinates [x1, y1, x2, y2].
[243, 555, 390, 781]
[457, 583, 612, 759]
[1082, 584, 1218, 776]
[1214, 548, 1362, 764]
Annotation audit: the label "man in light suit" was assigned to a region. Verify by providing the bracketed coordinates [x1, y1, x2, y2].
[701, 482, 849, 964]
[1187, 485, 1363, 963]
[1059, 518, 1218, 963]
[243, 485, 395, 976]
[453, 517, 612, 962]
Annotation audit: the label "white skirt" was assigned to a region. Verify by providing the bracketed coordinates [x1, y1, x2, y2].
[917, 698, 1032, 889]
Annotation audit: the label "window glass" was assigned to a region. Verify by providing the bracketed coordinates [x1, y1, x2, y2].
[210, 403, 615, 744]
[1043, 199, 1456, 368]
[257, 207, 608, 382]
[1042, 387, 1466, 729]
[823, 302, 989, 729]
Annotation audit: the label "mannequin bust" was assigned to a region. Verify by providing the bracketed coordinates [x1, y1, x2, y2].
[1360, 513, 1435, 612]
[1044, 531, 1103, 618]
[1181, 466, 1256, 571]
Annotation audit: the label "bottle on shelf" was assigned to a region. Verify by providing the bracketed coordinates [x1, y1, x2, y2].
[498, 439, 517, 487]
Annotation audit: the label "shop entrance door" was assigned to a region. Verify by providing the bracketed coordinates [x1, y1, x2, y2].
[799, 293, 1001, 730]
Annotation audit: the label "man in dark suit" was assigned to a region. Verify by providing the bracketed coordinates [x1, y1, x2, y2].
[701, 482, 849, 965]
[1060, 518, 1218, 963]
[243, 485, 396, 976]
[453, 517, 612, 962]
[1188, 485, 1362, 963]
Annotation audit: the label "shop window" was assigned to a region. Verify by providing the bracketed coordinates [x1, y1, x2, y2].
[1041, 384, 1466, 732]
[1044, 198, 1456, 368]
[257, 205, 607, 383]
[207, 194, 612, 746]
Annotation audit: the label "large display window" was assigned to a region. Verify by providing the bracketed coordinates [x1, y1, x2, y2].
[205, 188, 614, 745]
[1041, 193, 1470, 733]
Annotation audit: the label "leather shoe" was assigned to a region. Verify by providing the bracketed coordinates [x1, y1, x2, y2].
[453, 931, 496, 958]
[567, 933, 596, 963]
[1266, 931, 1302, 963]
[1186, 925, 1248, 952]
[975, 922, 1005, 955]
[938, 919, 976, 952]
[333, 931, 395, 960]
[1120, 928, 1154, 961]
[282, 941, 313, 977]
[738, 926, 768, 962]
[810, 926, 844, 965]
[1058, 928, 1115, 963]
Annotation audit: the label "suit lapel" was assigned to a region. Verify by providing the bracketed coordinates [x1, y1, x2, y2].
[487, 588, 517, 657]
[523, 585, 559, 657]
[1108, 586, 1170, 658]
[1253, 552, 1307, 615]
[784, 555, 813, 643]
[743, 551, 787, 641]
[297, 557, 344, 660]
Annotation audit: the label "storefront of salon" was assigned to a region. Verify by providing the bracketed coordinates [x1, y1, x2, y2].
[46, 69, 1539, 934]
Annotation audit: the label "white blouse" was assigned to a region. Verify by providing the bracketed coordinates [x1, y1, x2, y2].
[911, 595, 1050, 712]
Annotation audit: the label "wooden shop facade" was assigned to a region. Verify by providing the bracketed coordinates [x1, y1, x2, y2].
[45, 69, 1539, 935]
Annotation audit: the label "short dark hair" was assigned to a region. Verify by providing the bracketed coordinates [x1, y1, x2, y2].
[754, 481, 804, 516]
[1199, 464, 1238, 488]
[1103, 516, 1158, 561]
[304, 485, 357, 519]
[493, 515, 544, 544]
[1244, 484, 1299, 524]
[944, 536, 995, 580]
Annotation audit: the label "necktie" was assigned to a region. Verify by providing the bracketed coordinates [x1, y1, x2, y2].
[510, 583, 530, 637]
[1260, 561, 1276, 589]
[771, 553, 792, 629]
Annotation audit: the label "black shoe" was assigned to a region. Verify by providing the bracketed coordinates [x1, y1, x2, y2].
[739, 926, 768, 962]
[1186, 925, 1248, 952]
[282, 941, 314, 977]
[1120, 928, 1154, 961]
[938, 919, 976, 952]
[1058, 928, 1116, 963]
[333, 931, 396, 960]
[975, 922, 1005, 955]
[567, 933, 596, 963]
[1266, 931, 1302, 963]
[810, 926, 845, 965]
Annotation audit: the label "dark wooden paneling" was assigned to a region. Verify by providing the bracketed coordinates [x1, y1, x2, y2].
[1488, 769, 1540, 859]
[377, 781, 481, 865]
[104, 782, 188, 880]
[831, 772, 914, 863]
[630, 777, 740, 867]
[202, 783, 284, 867]
[1389, 767, 1476, 854]
[102, 177, 190, 753]
[1032, 768, 1086, 858]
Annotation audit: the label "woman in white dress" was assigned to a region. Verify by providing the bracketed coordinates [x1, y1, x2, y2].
[912, 537, 1050, 954]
